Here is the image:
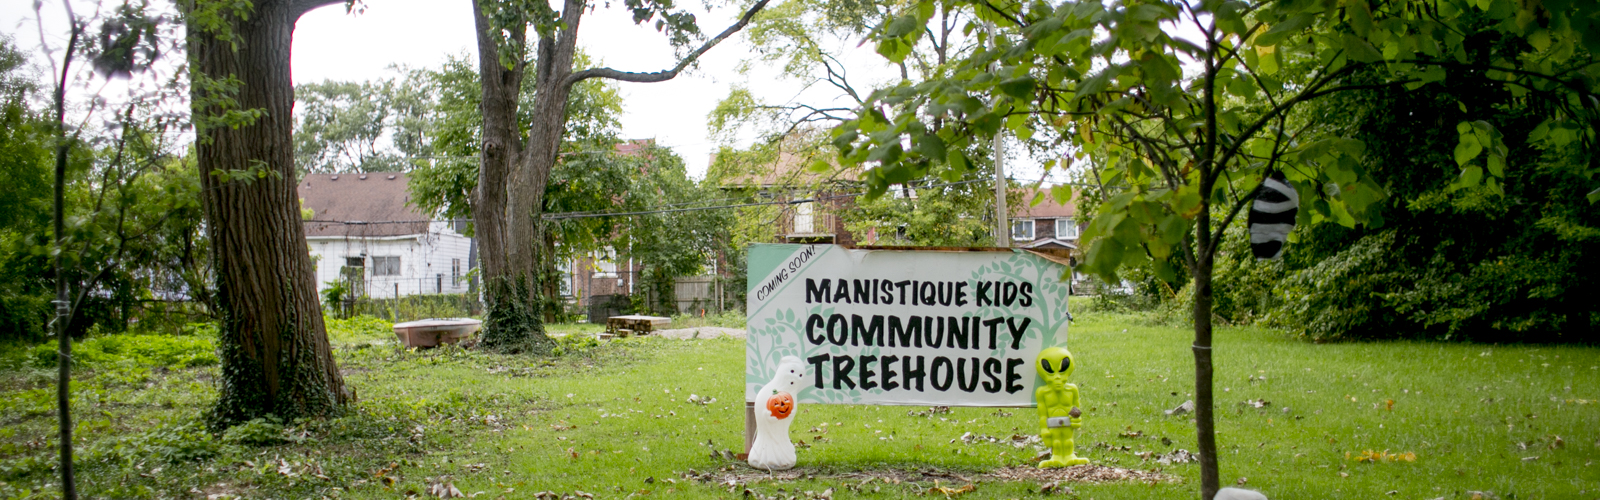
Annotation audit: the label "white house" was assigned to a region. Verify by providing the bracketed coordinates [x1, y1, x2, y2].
[298, 172, 472, 299]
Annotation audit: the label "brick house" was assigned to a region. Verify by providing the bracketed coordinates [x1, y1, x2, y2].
[1009, 188, 1082, 252]
[715, 141, 863, 245]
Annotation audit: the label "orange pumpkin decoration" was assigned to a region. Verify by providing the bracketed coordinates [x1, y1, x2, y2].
[766, 391, 795, 419]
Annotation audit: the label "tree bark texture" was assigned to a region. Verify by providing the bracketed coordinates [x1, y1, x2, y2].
[1194, 34, 1222, 500]
[187, 0, 349, 426]
[1193, 213, 1219, 500]
[467, 0, 766, 348]
[470, 0, 584, 350]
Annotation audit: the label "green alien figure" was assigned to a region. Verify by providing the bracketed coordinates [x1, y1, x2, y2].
[1036, 347, 1089, 468]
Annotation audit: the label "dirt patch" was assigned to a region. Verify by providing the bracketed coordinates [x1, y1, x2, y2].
[650, 327, 747, 340]
[679, 463, 1177, 487]
[986, 464, 1179, 483]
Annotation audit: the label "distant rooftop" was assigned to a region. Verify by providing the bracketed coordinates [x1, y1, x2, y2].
[1014, 187, 1078, 218]
[299, 172, 430, 238]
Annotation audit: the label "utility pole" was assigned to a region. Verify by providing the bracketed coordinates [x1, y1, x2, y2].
[993, 132, 1008, 247]
[988, 22, 1009, 248]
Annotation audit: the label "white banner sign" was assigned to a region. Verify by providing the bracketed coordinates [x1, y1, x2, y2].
[745, 244, 1071, 406]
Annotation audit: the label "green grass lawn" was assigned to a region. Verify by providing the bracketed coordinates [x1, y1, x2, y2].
[1, 311, 1596, 499]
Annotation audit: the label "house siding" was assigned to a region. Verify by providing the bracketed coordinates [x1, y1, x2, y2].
[309, 221, 472, 298]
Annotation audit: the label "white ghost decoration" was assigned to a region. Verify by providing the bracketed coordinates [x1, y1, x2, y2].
[1216, 488, 1269, 500]
[747, 355, 806, 470]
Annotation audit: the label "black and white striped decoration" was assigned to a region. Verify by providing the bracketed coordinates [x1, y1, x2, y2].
[1248, 171, 1299, 260]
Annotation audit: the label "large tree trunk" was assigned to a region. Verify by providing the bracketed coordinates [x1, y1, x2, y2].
[186, 0, 349, 426]
[467, 0, 766, 349]
[470, 0, 583, 351]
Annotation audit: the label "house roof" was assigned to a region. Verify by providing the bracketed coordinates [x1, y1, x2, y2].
[723, 150, 861, 188]
[1019, 238, 1078, 250]
[299, 172, 430, 238]
[715, 133, 860, 188]
[1014, 187, 1078, 218]
[614, 138, 654, 157]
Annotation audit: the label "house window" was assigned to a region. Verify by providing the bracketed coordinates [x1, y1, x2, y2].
[1011, 219, 1034, 241]
[557, 260, 573, 296]
[372, 256, 401, 276]
[793, 202, 815, 234]
[451, 258, 461, 287]
[1056, 217, 1080, 239]
[592, 247, 618, 278]
[339, 256, 366, 297]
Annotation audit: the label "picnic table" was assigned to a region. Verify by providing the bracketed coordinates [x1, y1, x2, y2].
[605, 315, 672, 338]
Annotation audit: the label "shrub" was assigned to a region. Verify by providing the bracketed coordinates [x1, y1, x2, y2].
[325, 315, 394, 345]
[550, 333, 600, 357]
[668, 309, 746, 329]
[87, 421, 223, 465]
[347, 294, 477, 322]
[30, 333, 217, 370]
[221, 416, 309, 446]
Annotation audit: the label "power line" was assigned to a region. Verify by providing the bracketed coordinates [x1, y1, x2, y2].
[299, 179, 1101, 224]
[541, 177, 995, 220]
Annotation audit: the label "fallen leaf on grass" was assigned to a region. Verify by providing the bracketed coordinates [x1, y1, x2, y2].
[1166, 400, 1194, 415]
[927, 482, 976, 497]
[989, 465, 1178, 483]
[1348, 450, 1416, 463]
[427, 480, 465, 498]
[1155, 449, 1196, 465]
[1039, 480, 1073, 495]
[687, 394, 716, 405]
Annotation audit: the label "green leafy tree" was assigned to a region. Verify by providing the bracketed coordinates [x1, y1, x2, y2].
[0, 36, 53, 341]
[406, 52, 625, 225]
[838, 0, 1597, 497]
[609, 148, 733, 315]
[403, 52, 631, 319]
[179, 0, 354, 429]
[291, 80, 404, 173]
[19, 3, 204, 495]
[465, 0, 773, 351]
[1270, 63, 1599, 341]
[710, 0, 987, 142]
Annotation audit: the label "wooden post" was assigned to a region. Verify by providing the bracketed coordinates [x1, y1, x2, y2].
[744, 401, 756, 454]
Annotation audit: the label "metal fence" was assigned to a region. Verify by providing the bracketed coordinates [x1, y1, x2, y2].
[575, 274, 740, 323]
[332, 293, 481, 322]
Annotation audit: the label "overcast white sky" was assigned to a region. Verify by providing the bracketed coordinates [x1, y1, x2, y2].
[5, 0, 1065, 182]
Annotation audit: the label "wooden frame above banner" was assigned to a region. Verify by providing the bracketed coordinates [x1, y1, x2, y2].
[841, 245, 1077, 268]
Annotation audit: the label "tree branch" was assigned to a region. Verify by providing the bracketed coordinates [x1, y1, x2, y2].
[564, 0, 772, 87]
[288, 0, 347, 19]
